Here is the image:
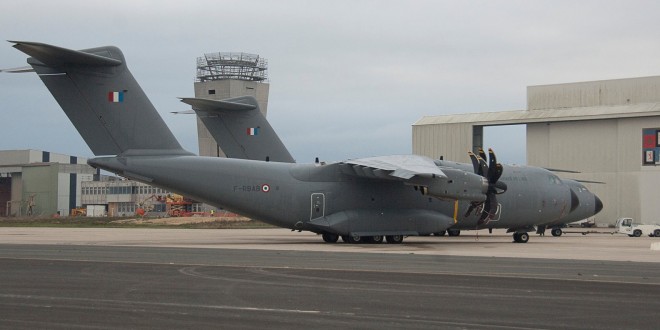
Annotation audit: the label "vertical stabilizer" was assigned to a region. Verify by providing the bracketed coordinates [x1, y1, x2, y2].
[180, 96, 295, 163]
[11, 41, 189, 156]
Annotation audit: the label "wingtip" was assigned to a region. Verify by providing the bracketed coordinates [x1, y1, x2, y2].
[8, 40, 37, 47]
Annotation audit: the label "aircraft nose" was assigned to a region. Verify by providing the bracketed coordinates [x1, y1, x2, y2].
[594, 195, 603, 214]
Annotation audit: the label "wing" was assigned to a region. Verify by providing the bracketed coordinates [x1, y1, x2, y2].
[338, 155, 487, 201]
[339, 155, 446, 180]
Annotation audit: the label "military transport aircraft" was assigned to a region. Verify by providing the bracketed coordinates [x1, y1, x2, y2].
[180, 95, 604, 240]
[6, 41, 603, 243]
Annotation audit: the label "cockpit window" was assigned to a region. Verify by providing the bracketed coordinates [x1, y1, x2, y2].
[547, 175, 562, 185]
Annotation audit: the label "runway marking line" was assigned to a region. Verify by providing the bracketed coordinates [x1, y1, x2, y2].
[0, 293, 354, 317]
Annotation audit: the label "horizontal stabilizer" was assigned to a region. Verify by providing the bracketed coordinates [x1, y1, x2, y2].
[10, 41, 122, 67]
[179, 97, 257, 112]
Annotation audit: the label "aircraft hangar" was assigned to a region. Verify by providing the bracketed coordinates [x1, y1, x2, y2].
[413, 75, 660, 226]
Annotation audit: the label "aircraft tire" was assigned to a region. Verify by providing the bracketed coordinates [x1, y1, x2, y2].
[513, 232, 529, 243]
[633, 230, 642, 237]
[551, 228, 563, 237]
[434, 231, 446, 236]
[345, 234, 362, 244]
[385, 235, 404, 244]
[447, 229, 461, 237]
[322, 233, 339, 243]
[653, 229, 660, 237]
[369, 235, 384, 244]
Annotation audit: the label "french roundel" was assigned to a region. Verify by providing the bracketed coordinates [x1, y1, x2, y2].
[262, 184, 270, 193]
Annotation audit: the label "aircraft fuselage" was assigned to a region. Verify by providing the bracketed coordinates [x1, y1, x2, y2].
[90, 155, 575, 237]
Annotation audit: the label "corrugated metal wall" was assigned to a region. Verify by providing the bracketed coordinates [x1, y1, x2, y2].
[412, 123, 473, 162]
[528, 76, 660, 110]
[527, 116, 660, 224]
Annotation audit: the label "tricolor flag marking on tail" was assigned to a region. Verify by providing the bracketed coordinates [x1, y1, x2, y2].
[108, 91, 124, 103]
[247, 127, 259, 136]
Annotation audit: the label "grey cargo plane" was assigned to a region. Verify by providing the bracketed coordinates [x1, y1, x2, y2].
[7, 41, 603, 244]
[181, 93, 604, 239]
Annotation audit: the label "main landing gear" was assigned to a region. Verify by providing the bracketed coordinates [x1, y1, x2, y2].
[512, 232, 529, 243]
[322, 233, 339, 243]
[322, 233, 404, 244]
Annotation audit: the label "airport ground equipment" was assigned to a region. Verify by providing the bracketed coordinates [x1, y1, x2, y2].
[616, 218, 660, 237]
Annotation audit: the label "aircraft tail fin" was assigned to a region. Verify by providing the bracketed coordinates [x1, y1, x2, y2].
[11, 41, 189, 156]
[180, 96, 295, 163]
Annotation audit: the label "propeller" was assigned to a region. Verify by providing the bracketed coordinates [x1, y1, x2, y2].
[465, 148, 508, 224]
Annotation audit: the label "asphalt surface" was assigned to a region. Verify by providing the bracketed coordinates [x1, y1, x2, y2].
[1, 241, 659, 329]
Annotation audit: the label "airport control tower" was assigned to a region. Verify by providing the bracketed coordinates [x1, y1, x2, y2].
[194, 52, 270, 157]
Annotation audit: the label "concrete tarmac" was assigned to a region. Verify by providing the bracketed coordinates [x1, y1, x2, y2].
[0, 228, 659, 329]
[0, 227, 658, 262]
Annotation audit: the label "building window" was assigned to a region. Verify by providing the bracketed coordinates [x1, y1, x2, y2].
[208, 89, 216, 95]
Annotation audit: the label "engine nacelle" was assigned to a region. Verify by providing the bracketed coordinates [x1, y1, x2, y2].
[420, 168, 488, 202]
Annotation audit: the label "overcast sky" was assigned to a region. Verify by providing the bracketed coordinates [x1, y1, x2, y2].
[2, 0, 660, 164]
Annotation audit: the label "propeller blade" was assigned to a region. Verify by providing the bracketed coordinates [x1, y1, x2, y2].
[478, 200, 490, 224]
[488, 149, 498, 183]
[478, 157, 488, 178]
[478, 148, 487, 162]
[495, 180, 508, 194]
[468, 151, 479, 174]
[493, 163, 504, 183]
[466, 148, 506, 223]
[478, 194, 499, 224]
